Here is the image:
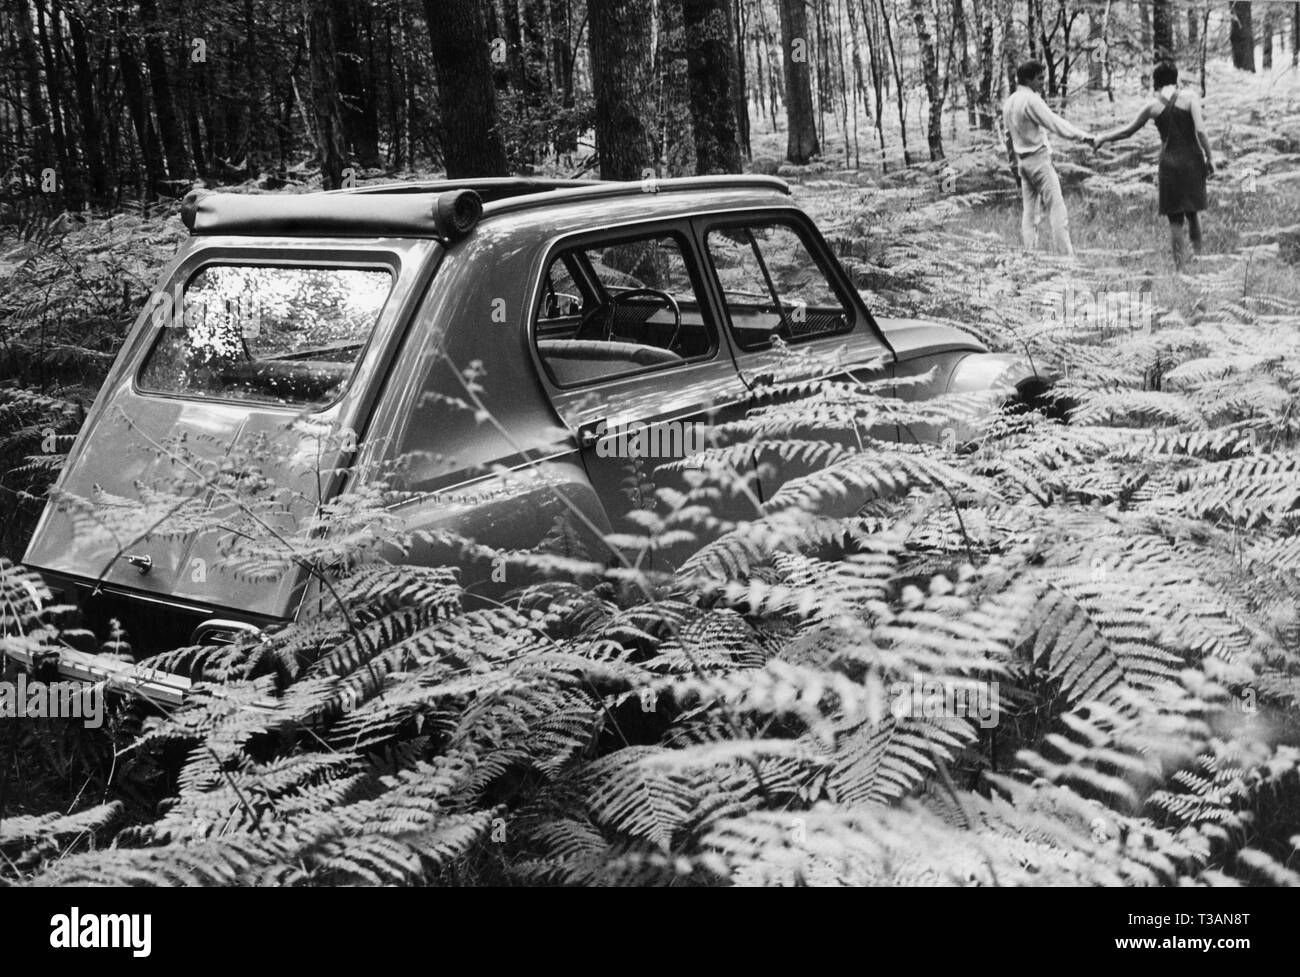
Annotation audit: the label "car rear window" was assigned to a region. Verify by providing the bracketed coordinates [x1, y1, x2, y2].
[137, 264, 393, 407]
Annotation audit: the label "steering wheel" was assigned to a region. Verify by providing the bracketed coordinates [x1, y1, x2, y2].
[604, 287, 683, 350]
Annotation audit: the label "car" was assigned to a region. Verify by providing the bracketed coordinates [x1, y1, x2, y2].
[11, 175, 1047, 702]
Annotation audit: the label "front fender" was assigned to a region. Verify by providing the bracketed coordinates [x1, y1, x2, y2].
[945, 351, 1050, 399]
[891, 351, 1053, 447]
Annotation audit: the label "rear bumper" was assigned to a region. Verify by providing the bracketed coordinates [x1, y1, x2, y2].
[2, 641, 193, 708]
[4, 567, 283, 708]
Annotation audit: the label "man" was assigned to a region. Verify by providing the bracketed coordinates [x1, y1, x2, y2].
[1002, 60, 1096, 256]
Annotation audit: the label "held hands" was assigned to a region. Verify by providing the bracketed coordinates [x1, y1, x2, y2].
[1090, 135, 1106, 152]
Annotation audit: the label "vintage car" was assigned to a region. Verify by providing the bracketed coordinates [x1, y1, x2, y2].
[13, 175, 1046, 703]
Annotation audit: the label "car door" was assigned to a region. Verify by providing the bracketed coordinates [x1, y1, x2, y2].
[692, 213, 895, 501]
[530, 222, 759, 572]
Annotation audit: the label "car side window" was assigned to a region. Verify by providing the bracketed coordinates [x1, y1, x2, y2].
[704, 221, 851, 351]
[534, 232, 716, 387]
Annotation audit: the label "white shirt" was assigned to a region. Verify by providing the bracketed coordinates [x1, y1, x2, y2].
[1002, 85, 1088, 156]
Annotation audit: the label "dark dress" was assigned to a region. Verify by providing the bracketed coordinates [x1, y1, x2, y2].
[1154, 90, 1208, 215]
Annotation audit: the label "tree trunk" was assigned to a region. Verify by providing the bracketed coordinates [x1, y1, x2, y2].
[1293, 3, 1299, 67]
[656, 0, 697, 176]
[954, 0, 976, 128]
[1263, 6, 1275, 69]
[1151, 0, 1172, 59]
[878, 0, 909, 163]
[974, 0, 994, 129]
[588, 0, 655, 180]
[778, 0, 820, 163]
[1230, 1, 1256, 71]
[729, 0, 750, 158]
[138, 0, 192, 180]
[69, 11, 109, 204]
[520, 0, 550, 109]
[335, 0, 381, 169]
[14, 0, 57, 197]
[242, 0, 262, 178]
[306, 1, 347, 188]
[35, 0, 77, 206]
[1187, 5, 1199, 49]
[907, 0, 943, 160]
[682, 0, 744, 174]
[550, 0, 578, 153]
[426, 0, 510, 177]
[117, 16, 164, 195]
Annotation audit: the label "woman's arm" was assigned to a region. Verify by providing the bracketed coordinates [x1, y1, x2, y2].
[1187, 92, 1215, 173]
[1096, 104, 1152, 145]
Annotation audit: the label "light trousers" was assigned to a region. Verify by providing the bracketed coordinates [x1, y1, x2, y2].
[1018, 149, 1073, 256]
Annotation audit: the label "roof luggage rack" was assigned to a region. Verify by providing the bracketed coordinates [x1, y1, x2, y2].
[179, 175, 791, 239]
[330, 177, 606, 203]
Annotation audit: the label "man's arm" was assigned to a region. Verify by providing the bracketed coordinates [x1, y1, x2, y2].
[1026, 92, 1092, 142]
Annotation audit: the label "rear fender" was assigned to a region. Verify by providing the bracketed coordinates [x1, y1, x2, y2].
[296, 459, 612, 615]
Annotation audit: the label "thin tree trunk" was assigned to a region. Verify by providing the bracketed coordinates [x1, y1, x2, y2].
[335, 0, 381, 169]
[954, 0, 975, 128]
[730, 0, 750, 158]
[551, 0, 578, 153]
[862, 0, 886, 159]
[974, 0, 994, 129]
[117, 16, 164, 195]
[1263, 6, 1275, 69]
[909, 0, 944, 160]
[657, 0, 697, 176]
[15, 0, 57, 197]
[878, 0, 908, 165]
[1199, 5, 1209, 93]
[35, 0, 77, 206]
[69, 10, 109, 203]
[139, 0, 192, 180]
[1293, 3, 1299, 67]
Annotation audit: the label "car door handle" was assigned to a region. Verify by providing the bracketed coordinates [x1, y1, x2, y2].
[576, 420, 606, 449]
[750, 371, 775, 387]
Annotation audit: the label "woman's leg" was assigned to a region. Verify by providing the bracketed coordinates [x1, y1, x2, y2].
[1186, 212, 1203, 255]
[1168, 213, 1189, 269]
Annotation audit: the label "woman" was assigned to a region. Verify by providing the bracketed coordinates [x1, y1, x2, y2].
[1095, 62, 1215, 269]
